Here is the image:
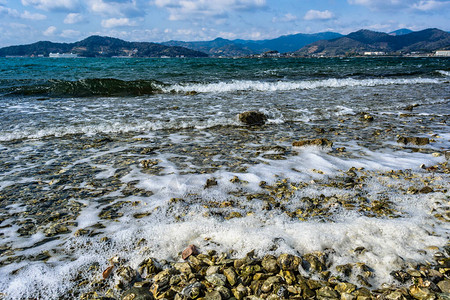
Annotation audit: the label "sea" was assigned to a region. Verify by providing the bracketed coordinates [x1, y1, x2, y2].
[0, 57, 449, 298]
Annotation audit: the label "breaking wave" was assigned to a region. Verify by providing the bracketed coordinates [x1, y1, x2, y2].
[1, 77, 444, 98]
[168, 77, 442, 93]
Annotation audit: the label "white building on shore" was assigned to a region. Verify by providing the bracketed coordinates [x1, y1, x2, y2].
[49, 53, 79, 58]
[435, 50, 450, 57]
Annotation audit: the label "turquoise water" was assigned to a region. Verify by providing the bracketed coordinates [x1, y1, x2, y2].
[0, 57, 449, 298]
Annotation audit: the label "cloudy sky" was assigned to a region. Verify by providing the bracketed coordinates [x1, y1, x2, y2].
[0, 0, 449, 47]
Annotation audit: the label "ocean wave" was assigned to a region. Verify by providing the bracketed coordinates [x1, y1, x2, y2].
[5, 78, 165, 97]
[436, 70, 450, 77]
[168, 77, 442, 93]
[1, 77, 444, 98]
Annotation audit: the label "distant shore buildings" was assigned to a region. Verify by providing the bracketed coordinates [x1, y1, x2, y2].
[49, 53, 79, 58]
[434, 50, 450, 57]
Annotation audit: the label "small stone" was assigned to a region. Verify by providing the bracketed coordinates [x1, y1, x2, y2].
[354, 288, 371, 298]
[204, 290, 222, 300]
[122, 286, 154, 300]
[437, 279, 450, 293]
[362, 114, 374, 122]
[223, 267, 238, 286]
[117, 266, 137, 288]
[303, 254, 325, 272]
[206, 274, 227, 287]
[410, 285, 435, 300]
[102, 265, 114, 279]
[391, 270, 412, 283]
[204, 178, 218, 189]
[280, 270, 296, 285]
[341, 292, 356, 300]
[182, 244, 199, 260]
[292, 138, 333, 148]
[317, 286, 339, 298]
[335, 282, 356, 294]
[407, 270, 422, 277]
[275, 285, 289, 298]
[181, 282, 203, 299]
[397, 137, 430, 146]
[232, 283, 248, 300]
[277, 253, 302, 271]
[138, 258, 160, 278]
[386, 290, 405, 300]
[404, 104, 419, 111]
[216, 286, 232, 299]
[262, 255, 280, 273]
[336, 264, 353, 277]
[261, 276, 282, 293]
[206, 265, 220, 276]
[174, 262, 193, 274]
[419, 186, 434, 194]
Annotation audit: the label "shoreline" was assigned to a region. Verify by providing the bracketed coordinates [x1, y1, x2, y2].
[82, 243, 450, 300]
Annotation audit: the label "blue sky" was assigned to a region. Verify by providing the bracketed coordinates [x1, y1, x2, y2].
[0, 0, 449, 47]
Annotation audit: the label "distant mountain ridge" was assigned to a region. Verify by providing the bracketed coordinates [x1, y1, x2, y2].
[1, 28, 449, 58]
[389, 28, 414, 36]
[0, 35, 208, 58]
[295, 28, 450, 56]
[162, 32, 343, 56]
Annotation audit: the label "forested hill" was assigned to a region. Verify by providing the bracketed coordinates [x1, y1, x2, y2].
[0, 35, 209, 58]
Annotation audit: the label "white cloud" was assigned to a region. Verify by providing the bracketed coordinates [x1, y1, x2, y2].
[0, 5, 20, 17]
[64, 12, 84, 24]
[347, 0, 403, 6]
[88, 0, 144, 17]
[43, 25, 57, 36]
[21, 10, 47, 20]
[273, 13, 297, 23]
[101, 17, 137, 28]
[411, 0, 450, 11]
[60, 29, 81, 38]
[348, 0, 449, 12]
[303, 9, 334, 21]
[21, 0, 80, 11]
[153, 0, 266, 21]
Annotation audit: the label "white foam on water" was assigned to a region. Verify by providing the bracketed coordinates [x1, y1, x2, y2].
[167, 78, 442, 94]
[436, 70, 450, 76]
[0, 143, 448, 298]
[0, 117, 237, 142]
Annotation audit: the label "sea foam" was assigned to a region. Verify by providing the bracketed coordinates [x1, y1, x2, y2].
[167, 78, 442, 93]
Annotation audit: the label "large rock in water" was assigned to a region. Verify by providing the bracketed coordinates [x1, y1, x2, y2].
[292, 138, 333, 148]
[238, 111, 267, 126]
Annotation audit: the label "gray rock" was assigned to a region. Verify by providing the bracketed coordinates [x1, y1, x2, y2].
[182, 282, 203, 299]
[205, 290, 223, 300]
[206, 274, 227, 286]
[223, 267, 238, 286]
[277, 253, 301, 271]
[238, 111, 267, 126]
[316, 286, 339, 299]
[437, 279, 450, 293]
[122, 286, 154, 300]
[262, 255, 280, 273]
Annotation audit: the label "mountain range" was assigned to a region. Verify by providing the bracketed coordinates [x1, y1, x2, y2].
[162, 32, 343, 56]
[0, 28, 448, 58]
[0, 35, 208, 58]
[295, 28, 450, 56]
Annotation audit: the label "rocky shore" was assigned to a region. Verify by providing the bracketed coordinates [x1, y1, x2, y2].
[81, 243, 449, 300]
